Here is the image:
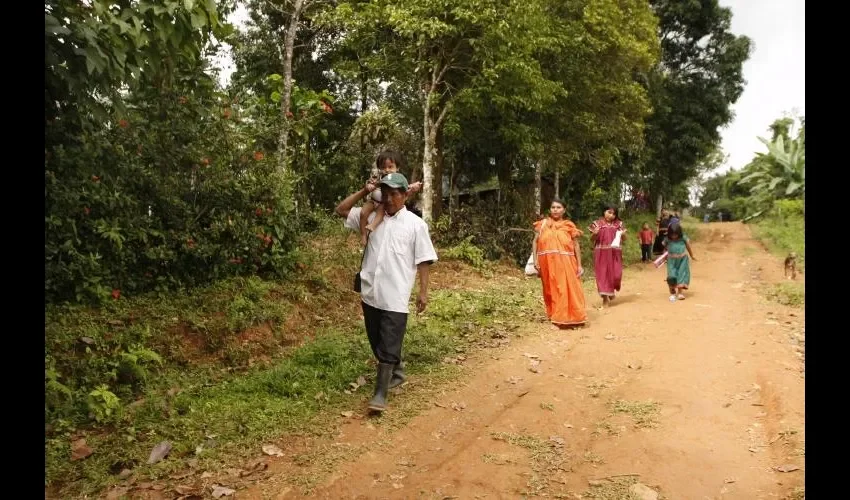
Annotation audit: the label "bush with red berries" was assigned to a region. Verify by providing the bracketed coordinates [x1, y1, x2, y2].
[45, 82, 300, 304]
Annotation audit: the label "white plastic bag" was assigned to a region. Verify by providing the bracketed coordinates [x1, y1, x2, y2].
[525, 219, 546, 276]
[611, 229, 623, 248]
[525, 253, 538, 276]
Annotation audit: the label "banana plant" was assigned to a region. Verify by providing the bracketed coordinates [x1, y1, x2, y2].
[738, 132, 805, 200]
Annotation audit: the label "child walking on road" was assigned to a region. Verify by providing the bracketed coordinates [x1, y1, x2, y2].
[663, 222, 697, 302]
[589, 205, 626, 308]
[638, 222, 654, 263]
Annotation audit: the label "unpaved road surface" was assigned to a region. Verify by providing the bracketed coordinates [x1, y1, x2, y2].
[247, 222, 805, 499]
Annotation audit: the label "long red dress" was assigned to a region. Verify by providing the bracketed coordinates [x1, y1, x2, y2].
[534, 218, 587, 326]
[590, 218, 625, 297]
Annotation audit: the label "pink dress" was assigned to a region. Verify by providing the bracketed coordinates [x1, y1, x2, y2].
[590, 218, 624, 297]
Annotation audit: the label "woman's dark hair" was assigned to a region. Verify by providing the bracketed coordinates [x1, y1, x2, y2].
[550, 197, 566, 208]
[667, 221, 683, 238]
[602, 204, 620, 220]
[376, 150, 404, 170]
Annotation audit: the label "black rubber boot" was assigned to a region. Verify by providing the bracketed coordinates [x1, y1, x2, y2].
[368, 363, 394, 412]
[389, 361, 406, 389]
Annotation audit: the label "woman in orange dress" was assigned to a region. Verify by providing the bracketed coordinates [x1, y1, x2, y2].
[532, 198, 588, 328]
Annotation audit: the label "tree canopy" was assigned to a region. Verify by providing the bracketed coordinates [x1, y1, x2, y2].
[45, 0, 752, 303]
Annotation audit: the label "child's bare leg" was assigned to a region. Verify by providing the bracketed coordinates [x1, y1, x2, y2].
[360, 201, 376, 246]
[366, 204, 385, 233]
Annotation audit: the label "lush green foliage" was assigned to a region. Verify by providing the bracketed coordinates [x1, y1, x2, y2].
[737, 117, 805, 207]
[764, 281, 805, 307]
[750, 199, 805, 270]
[698, 116, 805, 222]
[637, 0, 752, 197]
[46, 79, 304, 303]
[45, 254, 541, 496]
[46, 0, 751, 303]
[44, 1, 330, 303]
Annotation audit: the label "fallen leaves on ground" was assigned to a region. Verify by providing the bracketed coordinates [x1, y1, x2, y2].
[262, 444, 284, 457]
[147, 441, 172, 465]
[211, 485, 236, 498]
[70, 438, 93, 461]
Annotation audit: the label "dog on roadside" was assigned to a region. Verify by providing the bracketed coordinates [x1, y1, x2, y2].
[784, 252, 798, 280]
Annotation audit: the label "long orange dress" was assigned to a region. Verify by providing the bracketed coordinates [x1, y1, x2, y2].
[534, 217, 587, 326]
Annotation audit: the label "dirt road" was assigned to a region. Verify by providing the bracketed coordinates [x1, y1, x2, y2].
[248, 222, 805, 499]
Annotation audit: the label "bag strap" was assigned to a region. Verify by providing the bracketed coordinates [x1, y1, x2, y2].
[360, 232, 371, 268]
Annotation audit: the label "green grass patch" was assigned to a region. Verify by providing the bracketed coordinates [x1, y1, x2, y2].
[751, 213, 805, 271]
[490, 431, 568, 496]
[582, 475, 645, 499]
[45, 276, 297, 426]
[609, 399, 661, 429]
[45, 220, 361, 447]
[46, 265, 540, 497]
[764, 281, 805, 307]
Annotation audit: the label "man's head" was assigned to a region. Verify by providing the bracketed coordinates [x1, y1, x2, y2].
[379, 173, 410, 215]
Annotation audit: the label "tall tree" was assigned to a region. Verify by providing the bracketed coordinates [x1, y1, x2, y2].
[540, 0, 659, 211]
[448, 0, 659, 218]
[641, 0, 752, 209]
[333, 0, 565, 221]
[234, 0, 337, 174]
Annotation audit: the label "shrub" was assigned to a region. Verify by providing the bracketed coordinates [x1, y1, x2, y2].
[45, 84, 300, 304]
[441, 236, 487, 268]
[773, 199, 804, 217]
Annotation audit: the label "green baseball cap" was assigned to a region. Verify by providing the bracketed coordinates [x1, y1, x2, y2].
[379, 172, 409, 192]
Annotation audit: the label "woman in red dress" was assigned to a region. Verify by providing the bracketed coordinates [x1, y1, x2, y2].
[589, 205, 626, 308]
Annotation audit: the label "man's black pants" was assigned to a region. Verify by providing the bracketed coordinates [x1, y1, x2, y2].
[361, 301, 408, 365]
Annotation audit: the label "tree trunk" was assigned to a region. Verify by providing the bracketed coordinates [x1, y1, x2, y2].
[418, 55, 456, 222]
[533, 161, 541, 215]
[277, 0, 307, 175]
[420, 70, 451, 222]
[656, 193, 664, 217]
[496, 153, 512, 191]
[422, 104, 435, 221]
[303, 135, 311, 208]
[359, 62, 368, 113]
[554, 169, 560, 199]
[432, 128, 445, 220]
[410, 163, 421, 184]
[449, 156, 458, 217]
